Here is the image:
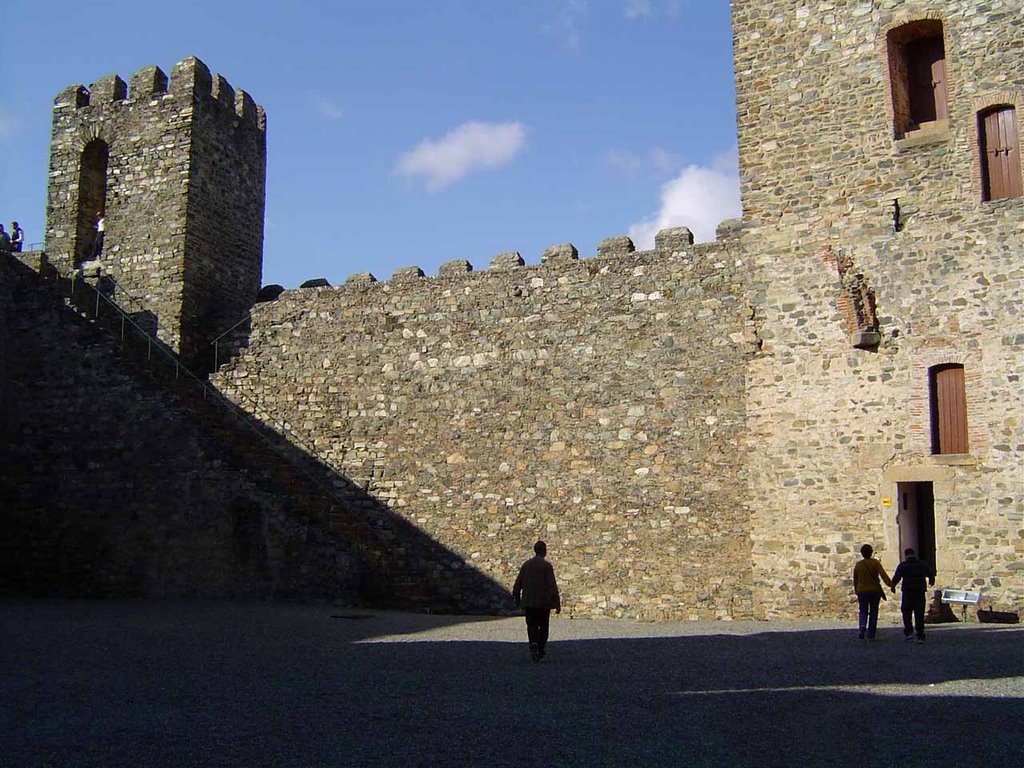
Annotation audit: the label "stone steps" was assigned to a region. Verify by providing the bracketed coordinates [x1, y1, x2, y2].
[42, 261, 440, 610]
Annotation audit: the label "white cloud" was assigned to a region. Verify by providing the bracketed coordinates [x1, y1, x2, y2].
[625, 0, 652, 19]
[0, 107, 23, 141]
[605, 148, 643, 175]
[606, 146, 684, 179]
[395, 121, 527, 191]
[649, 147, 683, 174]
[317, 99, 345, 120]
[543, 0, 588, 53]
[628, 150, 741, 246]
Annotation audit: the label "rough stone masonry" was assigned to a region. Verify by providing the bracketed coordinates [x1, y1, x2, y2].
[3, 0, 1021, 620]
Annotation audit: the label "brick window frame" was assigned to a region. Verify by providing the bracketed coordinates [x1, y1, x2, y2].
[907, 350, 987, 457]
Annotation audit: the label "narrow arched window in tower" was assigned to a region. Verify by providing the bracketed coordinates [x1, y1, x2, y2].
[886, 21, 948, 139]
[929, 364, 969, 455]
[979, 106, 1022, 201]
[75, 139, 109, 266]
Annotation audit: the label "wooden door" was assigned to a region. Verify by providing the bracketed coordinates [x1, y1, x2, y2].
[931, 365, 968, 454]
[982, 107, 1023, 200]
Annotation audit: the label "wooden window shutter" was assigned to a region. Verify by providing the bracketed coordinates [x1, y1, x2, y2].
[906, 35, 946, 125]
[981, 107, 1023, 201]
[930, 365, 969, 454]
[931, 52, 948, 120]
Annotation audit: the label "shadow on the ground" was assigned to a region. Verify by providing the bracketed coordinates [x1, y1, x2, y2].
[2, 601, 1020, 768]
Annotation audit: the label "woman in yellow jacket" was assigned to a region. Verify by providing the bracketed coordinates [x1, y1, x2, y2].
[853, 544, 893, 640]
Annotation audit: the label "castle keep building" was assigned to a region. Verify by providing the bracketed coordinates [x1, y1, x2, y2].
[733, 0, 1023, 617]
[2, 1, 1020, 618]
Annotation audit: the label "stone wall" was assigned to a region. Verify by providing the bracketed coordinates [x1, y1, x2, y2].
[9, 1, 1020, 620]
[45, 57, 265, 369]
[213, 232, 759, 620]
[0, 253, 363, 600]
[183, 64, 267, 367]
[733, 0, 1023, 616]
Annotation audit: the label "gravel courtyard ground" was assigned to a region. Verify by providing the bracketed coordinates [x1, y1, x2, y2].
[2, 600, 1021, 767]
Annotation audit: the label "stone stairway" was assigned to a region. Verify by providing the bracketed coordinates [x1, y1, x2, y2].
[10, 251, 452, 610]
[170, 381, 441, 609]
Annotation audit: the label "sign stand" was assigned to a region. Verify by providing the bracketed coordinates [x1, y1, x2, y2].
[940, 588, 982, 622]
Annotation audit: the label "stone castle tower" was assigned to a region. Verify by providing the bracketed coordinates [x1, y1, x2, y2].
[733, 1, 1023, 616]
[45, 56, 266, 368]
[13, 4, 1020, 617]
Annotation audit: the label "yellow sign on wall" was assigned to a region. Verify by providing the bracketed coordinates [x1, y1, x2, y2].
[881, 498, 893, 507]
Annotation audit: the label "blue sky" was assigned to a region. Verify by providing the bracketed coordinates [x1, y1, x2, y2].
[0, 0, 739, 289]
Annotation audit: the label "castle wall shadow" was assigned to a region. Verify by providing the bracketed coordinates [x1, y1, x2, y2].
[0, 253, 509, 609]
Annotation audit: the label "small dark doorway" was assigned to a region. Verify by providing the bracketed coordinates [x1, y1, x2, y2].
[75, 139, 109, 266]
[897, 481, 935, 567]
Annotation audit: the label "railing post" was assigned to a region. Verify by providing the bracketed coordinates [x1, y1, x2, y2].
[95, 290, 100, 318]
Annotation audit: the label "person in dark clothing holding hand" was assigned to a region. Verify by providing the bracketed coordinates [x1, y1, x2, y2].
[513, 540, 561, 662]
[892, 548, 935, 643]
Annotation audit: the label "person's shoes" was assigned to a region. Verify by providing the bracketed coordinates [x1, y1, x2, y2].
[858, 632, 865, 640]
[538, 647, 545, 659]
[529, 643, 539, 661]
[904, 635, 915, 642]
[916, 636, 926, 644]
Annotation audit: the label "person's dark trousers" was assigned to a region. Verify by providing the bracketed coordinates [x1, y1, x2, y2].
[857, 592, 883, 638]
[524, 608, 551, 654]
[901, 590, 926, 638]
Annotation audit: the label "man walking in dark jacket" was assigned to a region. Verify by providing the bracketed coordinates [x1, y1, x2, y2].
[892, 548, 935, 643]
[512, 540, 561, 662]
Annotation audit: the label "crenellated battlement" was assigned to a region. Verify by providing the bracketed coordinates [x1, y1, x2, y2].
[278, 224, 741, 297]
[46, 56, 267, 369]
[53, 56, 266, 131]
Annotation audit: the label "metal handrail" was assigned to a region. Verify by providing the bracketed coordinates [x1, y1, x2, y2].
[62, 272, 406, 566]
[84, 270, 253, 372]
[61, 271, 351, 512]
[77, 269, 152, 323]
[210, 312, 254, 371]
[5, 251, 468, 605]
[211, 312, 254, 346]
[2, 249, 414, 595]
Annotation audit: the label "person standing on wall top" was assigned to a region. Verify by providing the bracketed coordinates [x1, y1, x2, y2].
[0, 224, 11, 254]
[10, 221, 24, 252]
[93, 212, 105, 259]
[853, 544, 893, 640]
[891, 548, 935, 643]
[513, 540, 561, 662]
